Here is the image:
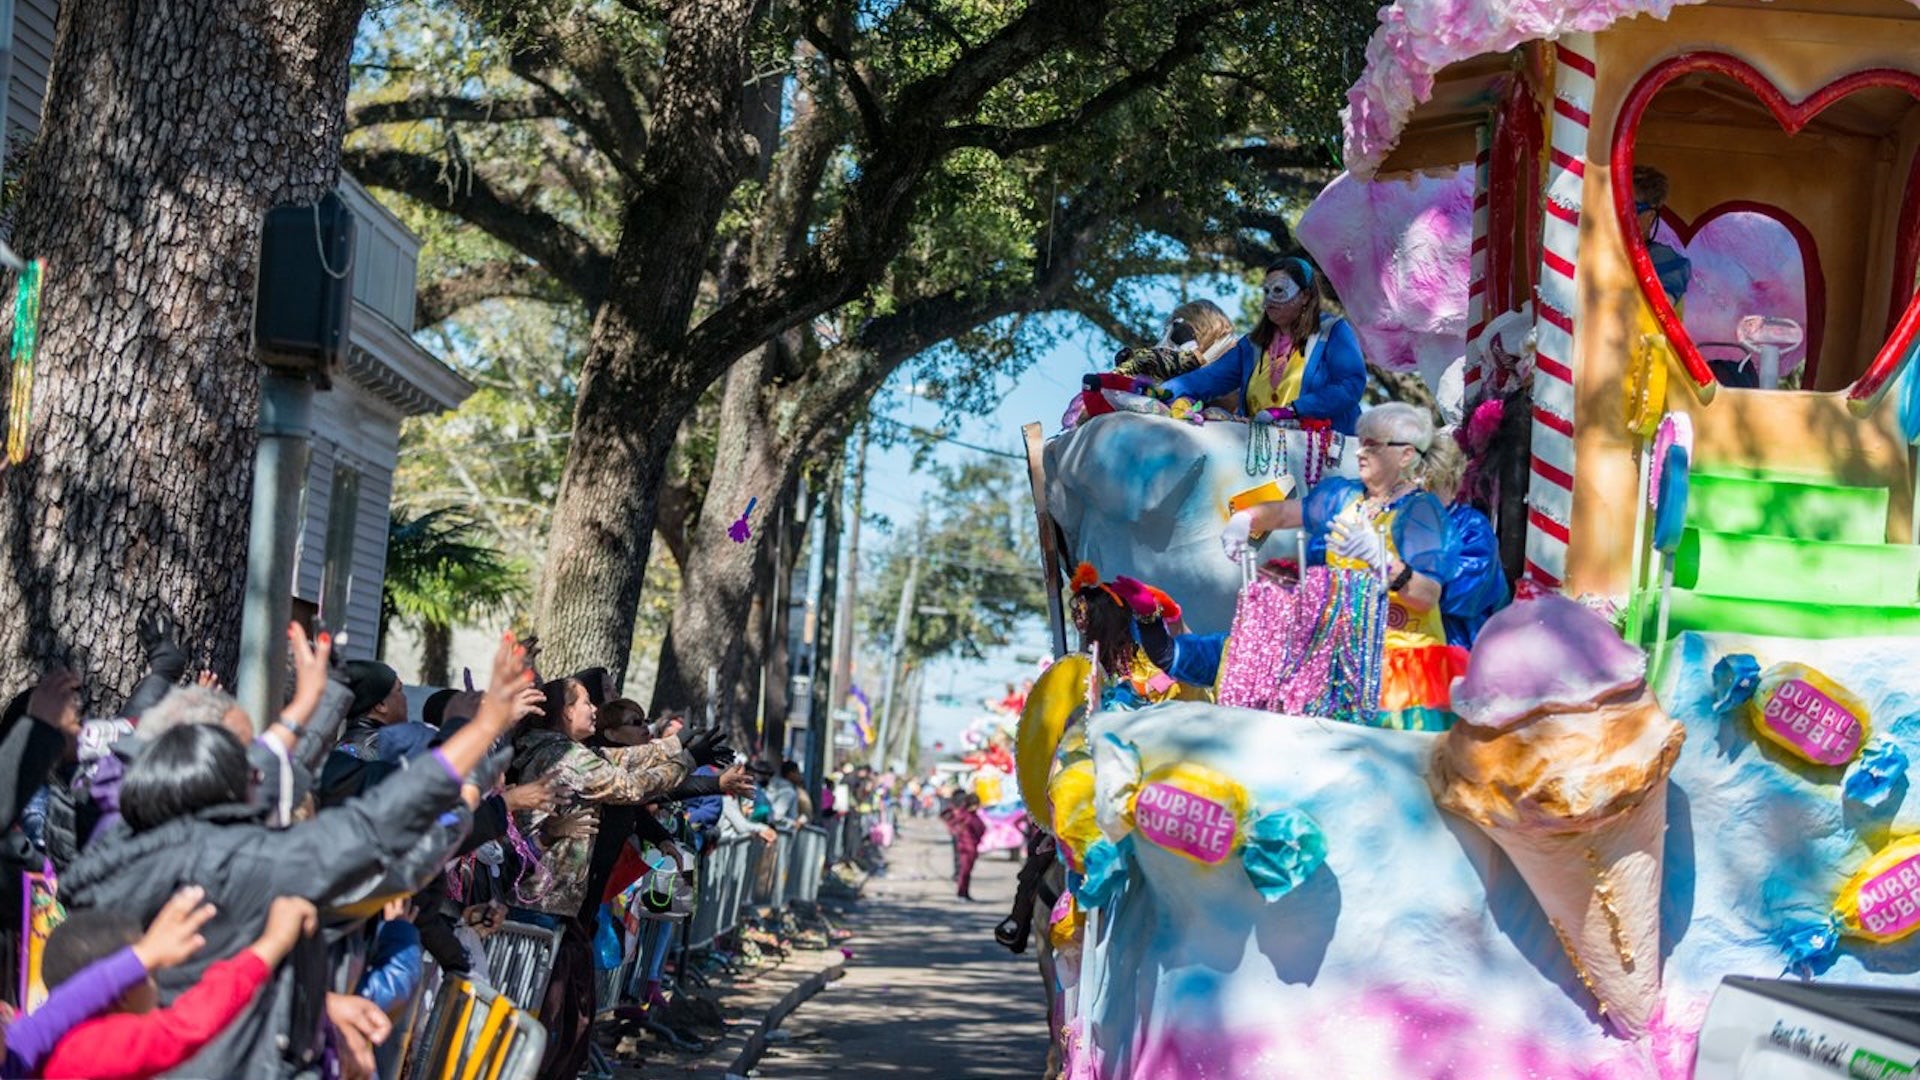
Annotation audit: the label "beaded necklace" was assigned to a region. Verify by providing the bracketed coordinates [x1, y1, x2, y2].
[1217, 566, 1388, 724]
[1245, 417, 1275, 477]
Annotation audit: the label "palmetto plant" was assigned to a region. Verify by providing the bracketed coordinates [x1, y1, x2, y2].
[380, 508, 526, 686]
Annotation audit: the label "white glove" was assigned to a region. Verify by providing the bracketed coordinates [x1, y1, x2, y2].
[1331, 523, 1390, 571]
[1220, 510, 1256, 562]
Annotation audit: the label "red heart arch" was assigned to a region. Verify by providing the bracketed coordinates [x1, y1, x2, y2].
[1610, 52, 1920, 411]
[1653, 199, 1825, 385]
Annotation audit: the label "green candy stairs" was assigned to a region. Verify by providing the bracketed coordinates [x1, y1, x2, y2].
[1665, 469, 1920, 639]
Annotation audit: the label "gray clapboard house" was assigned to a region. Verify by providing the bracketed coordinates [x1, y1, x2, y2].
[4, 3, 473, 658]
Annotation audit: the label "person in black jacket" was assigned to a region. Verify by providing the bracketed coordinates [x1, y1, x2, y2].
[61, 631, 545, 1079]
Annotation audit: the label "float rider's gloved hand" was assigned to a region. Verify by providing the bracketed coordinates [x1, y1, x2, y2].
[1108, 576, 1181, 624]
[1220, 511, 1256, 563]
[1330, 523, 1390, 572]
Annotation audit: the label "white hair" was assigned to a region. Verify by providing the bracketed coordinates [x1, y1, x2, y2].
[1357, 401, 1436, 453]
[140, 685, 243, 738]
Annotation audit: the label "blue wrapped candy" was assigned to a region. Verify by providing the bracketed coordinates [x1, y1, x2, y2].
[1844, 739, 1910, 807]
[1075, 836, 1133, 909]
[1711, 653, 1762, 714]
[1240, 808, 1328, 902]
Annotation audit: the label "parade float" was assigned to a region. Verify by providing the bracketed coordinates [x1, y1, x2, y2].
[1016, 1, 1920, 1077]
[955, 686, 1035, 853]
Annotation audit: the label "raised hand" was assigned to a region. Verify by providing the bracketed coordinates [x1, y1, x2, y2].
[518, 634, 543, 681]
[1219, 510, 1255, 563]
[684, 726, 731, 768]
[326, 992, 390, 1080]
[250, 896, 318, 967]
[132, 885, 216, 971]
[471, 632, 536, 739]
[279, 623, 332, 730]
[1330, 523, 1389, 571]
[719, 762, 755, 797]
[509, 680, 545, 724]
[137, 611, 178, 660]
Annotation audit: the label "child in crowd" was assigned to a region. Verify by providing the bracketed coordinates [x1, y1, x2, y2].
[36, 891, 317, 1080]
[0, 885, 212, 1078]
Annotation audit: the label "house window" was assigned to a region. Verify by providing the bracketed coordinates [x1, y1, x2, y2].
[321, 465, 361, 631]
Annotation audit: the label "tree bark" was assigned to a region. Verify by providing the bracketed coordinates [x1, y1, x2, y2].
[650, 345, 787, 723]
[0, 0, 366, 705]
[761, 498, 798, 764]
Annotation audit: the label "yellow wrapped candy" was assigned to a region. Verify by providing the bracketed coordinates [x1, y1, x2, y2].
[1049, 895, 1084, 951]
[1048, 756, 1101, 865]
[1018, 654, 1091, 832]
[1129, 761, 1251, 865]
[1749, 663, 1871, 767]
[1837, 835, 1920, 944]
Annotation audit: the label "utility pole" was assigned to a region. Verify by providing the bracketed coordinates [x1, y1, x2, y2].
[826, 428, 866, 734]
[873, 514, 923, 772]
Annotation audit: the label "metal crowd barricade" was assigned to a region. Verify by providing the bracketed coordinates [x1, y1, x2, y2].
[746, 826, 792, 909]
[484, 920, 564, 1013]
[687, 836, 751, 950]
[404, 974, 548, 1080]
[784, 825, 827, 906]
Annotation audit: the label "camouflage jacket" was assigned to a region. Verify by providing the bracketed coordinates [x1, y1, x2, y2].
[507, 729, 692, 916]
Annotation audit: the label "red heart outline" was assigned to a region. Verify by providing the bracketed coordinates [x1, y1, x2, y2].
[1611, 52, 1920, 411]
[1652, 199, 1825, 384]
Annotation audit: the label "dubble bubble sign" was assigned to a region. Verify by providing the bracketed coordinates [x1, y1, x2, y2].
[1749, 663, 1871, 767]
[1129, 762, 1249, 865]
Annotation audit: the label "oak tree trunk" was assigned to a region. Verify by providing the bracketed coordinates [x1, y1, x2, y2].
[532, 0, 764, 684]
[650, 345, 793, 725]
[0, 0, 366, 705]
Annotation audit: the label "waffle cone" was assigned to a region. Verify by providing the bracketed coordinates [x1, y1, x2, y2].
[1485, 788, 1669, 1038]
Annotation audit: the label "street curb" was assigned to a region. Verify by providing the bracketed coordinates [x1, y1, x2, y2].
[722, 956, 847, 1078]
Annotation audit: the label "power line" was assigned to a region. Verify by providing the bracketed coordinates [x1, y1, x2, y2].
[868, 414, 1025, 460]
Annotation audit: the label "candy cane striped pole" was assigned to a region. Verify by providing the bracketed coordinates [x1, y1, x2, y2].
[1525, 33, 1596, 590]
[1464, 123, 1493, 401]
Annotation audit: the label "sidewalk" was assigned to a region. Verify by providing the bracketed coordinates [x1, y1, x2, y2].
[606, 903, 847, 1078]
[753, 816, 1051, 1078]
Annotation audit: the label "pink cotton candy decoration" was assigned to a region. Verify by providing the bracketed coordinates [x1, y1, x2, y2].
[1343, 0, 1711, 178]
[1449, 592, 1648, 730]
[1297, 169, 1473, 386]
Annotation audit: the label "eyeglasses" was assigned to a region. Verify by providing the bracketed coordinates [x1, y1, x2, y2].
[1358, 438, 1415, 453]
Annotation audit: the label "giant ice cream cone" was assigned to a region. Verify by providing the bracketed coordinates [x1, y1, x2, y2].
[1431, 594, 1685, 1038]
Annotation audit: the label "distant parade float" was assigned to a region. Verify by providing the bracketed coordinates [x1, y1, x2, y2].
[1013, 1, 1920, 1076]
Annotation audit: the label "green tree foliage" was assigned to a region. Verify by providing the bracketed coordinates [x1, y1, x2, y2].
[863, 456, 1043, 664]
[380, 508, 525, 684]
[345, 0, 1379, 685]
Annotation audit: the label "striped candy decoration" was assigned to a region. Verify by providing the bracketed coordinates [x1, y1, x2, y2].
[1464, 124, 1493, 398]
[1526, 33, 1596, 590]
